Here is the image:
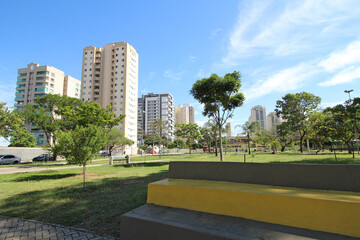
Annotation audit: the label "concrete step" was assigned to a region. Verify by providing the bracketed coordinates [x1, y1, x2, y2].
[120, 204, 358, 240]
[147, 178, 360, 238]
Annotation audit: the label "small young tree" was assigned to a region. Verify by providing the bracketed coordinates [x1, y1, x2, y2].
[190, 71, 245, 161]
[174, 123, 202, 154]
[57, 125, 107, 189]
[107, 128, 134, 156]
[271, 140, 281, 154]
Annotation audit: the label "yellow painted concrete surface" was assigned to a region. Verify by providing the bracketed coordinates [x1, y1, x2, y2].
[147, 179, 360, 238]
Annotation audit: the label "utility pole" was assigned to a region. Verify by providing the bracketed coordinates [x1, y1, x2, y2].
[345, 89, 359, 156]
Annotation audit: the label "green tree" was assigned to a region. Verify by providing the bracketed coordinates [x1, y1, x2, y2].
[277, 122, 297, 152]
[148, 119, 168, 157]
[199, 127, 213, 153]
[168, 139, 186, 149]
[23, 94, 123, 159]
[57, 125, 107, 189]
[239, 121, 260, 155]
[275, 92, 321, 153]
[0, 103, 36, 147]
[8, 126, 37, 147]
[270, 140, 281, 154]
[204, 119, 220, 156]
[190, 71, 245, 161]
[107, 128, 134, 156]
[174, 123, 202, 154]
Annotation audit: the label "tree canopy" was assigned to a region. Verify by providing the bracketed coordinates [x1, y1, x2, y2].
[190, 71, 245, 160]
[174, 123, 202, 154]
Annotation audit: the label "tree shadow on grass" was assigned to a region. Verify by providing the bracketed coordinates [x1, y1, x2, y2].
[0, 170, 168, 239]
[12, 173, 78, 182]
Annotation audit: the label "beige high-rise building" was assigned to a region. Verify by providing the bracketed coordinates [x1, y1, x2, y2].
[225, 123, 232, 137]
[174, 104, 195, 125]
[266, 112, 282, 131]
[81, 42, 138, 153]
[15, 62, 81, 145]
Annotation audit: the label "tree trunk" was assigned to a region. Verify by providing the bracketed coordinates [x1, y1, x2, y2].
[218, 121, 223, 161]
[83, 164, 86, 189]
[247, 134, 251, 155]
[346, 141, 352, 154]
[215, 133, 218, 157]
[299, 134, 304, 153]
[306, 138, 310, 153]
[281, 145, 285, 152]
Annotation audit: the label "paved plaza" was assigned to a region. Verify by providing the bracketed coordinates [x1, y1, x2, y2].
[0, 215, 116, 240]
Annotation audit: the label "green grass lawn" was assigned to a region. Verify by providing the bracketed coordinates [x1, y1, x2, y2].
[0, 152, 359, 238]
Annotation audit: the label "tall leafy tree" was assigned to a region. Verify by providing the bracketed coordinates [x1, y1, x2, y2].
[199, 127, 213, 153]
[23, 94, 123, 159]
[148, 119, 168, 157]
[275, 92, 321, 153]
[8, 126, 37, 147]
[174, 123, 202, 154]
[190, 71, 245, 161]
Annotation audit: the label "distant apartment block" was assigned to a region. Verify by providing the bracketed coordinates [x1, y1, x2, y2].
[248, 105, 266, 129]
[174, 104, 194, 124]
[15, 62, 80, 145]
[138, 93, 175, 143]
[225, 122, 232, 137]
[266, 112, 282, 131]
[80, 42, 138, 153]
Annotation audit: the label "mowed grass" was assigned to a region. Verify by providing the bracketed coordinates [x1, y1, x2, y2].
[0, 152, 359, 238]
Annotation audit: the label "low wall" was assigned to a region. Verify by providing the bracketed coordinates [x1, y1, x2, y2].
[168, 161, 360, 192]
[0, 147, 46, 161]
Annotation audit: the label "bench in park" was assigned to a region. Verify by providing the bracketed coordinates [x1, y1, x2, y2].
[109, 155, 130, 165]
[120, 162, 360, 240]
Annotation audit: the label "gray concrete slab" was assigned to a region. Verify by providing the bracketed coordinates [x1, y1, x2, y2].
[0, 215, 115, 240]
[120, 204, 359, 240]
[169, 161, 360, 192]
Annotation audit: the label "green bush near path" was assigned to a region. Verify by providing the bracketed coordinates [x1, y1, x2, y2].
[0, 153, 359, 238]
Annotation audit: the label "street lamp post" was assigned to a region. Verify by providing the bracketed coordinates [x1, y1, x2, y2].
[345, 89, 359, 156]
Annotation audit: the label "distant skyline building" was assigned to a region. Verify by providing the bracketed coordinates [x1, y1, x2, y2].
[80, 42, 138, 153]
[138, 93, 175, 143]
[174, 104, 195, 125]
[266, 112, 282, 131]
[225, 122, 232, 137]
[15, 62, 81, 145]
[248, 105, 266, 129]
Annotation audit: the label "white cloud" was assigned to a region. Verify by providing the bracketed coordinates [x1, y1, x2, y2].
[141, 88, 149, 95]
[196, 120, 208, 127]
[223, 0, 360, 65]
[209, 28, 222, 39]
[318, 41, 360, 72]
[163, 70, 183, 81]
[244, 62, 317, 100]
[188, 55, 197, 63]
[318, 66, 360, 87]
[0, 83, 16, 107]
[196, 69, 209, 79]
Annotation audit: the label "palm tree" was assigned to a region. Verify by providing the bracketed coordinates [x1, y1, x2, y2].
[237, 121, 260, 155]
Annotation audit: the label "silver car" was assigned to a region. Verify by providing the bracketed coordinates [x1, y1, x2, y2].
[0, 155, 21, 165]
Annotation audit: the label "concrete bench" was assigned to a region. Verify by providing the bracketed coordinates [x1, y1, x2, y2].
[109, 155, 130, 165]
[121, 162, 360, 239]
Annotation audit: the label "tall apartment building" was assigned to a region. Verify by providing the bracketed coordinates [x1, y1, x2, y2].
[81, 42, 139, 153]
[248, 105, 266, 129]
[15, 62, 81, 145]
[174, 104, 195, 124]
[225, 122, 232, 137]
[138, 93, 175, 143]
[266, 112, 282, 131]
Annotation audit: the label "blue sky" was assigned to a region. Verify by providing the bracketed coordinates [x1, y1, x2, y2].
[1, 0, 360, 144]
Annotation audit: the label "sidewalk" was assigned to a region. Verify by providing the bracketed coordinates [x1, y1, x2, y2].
[0, 215, 115, 240]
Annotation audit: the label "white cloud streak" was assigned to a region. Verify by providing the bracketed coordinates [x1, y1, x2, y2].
[319, 66, 360, 87]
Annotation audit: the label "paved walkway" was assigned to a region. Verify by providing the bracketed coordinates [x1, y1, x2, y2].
[0, 215, 116, 240]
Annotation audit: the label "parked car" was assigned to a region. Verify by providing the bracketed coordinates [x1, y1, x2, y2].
[32, 154, 55, 162]
[0, 155, 21, 165]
